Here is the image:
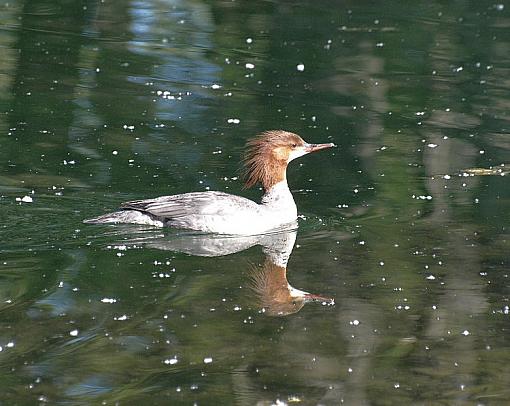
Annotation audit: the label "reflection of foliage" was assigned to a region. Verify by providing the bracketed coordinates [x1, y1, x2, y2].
[0, 0, 509, 404]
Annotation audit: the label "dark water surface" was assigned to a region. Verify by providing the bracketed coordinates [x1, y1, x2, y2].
[1, 0, 510, 404]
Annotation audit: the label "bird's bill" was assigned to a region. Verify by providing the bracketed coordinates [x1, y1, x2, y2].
[304, 142, 336, 153]
[303, 293, 335, 305]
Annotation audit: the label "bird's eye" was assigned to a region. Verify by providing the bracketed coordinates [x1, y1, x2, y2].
[291, 143, 297, 148]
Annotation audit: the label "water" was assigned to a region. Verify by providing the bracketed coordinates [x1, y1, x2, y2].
[1, 1, 510, 404]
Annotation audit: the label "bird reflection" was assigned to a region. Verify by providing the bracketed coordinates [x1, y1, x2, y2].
[112, 225, 334, 316]
[251, 229, 335, 316]
[249, 257, 334, 317]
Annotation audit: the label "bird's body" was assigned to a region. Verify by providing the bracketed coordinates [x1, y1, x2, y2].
[84, 130, 334, 235]
[89, 185, 297, 235]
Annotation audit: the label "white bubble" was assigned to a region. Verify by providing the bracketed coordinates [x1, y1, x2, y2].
[164, 357, 178, 365]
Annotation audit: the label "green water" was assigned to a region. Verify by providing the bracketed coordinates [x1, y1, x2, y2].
[1, 0, 510, 404]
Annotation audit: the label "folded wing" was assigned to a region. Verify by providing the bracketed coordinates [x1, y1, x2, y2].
[120, 191, 259, 220]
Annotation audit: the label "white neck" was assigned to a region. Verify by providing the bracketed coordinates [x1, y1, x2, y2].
[261, 180, 293, 204]
[260, 180, 298, 223]
[255, 180, 297, 229]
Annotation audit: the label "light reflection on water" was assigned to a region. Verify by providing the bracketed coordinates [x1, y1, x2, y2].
[1, 0, 509, 404]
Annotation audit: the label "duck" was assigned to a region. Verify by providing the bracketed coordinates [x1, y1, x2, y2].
[84, 130, 334, 235]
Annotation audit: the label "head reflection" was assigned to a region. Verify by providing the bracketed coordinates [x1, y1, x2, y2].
[251, 230, 334, 316]
[249, 257, 334, 317]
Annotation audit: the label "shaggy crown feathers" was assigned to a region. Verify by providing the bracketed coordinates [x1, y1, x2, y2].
[243, 130, 305, 190]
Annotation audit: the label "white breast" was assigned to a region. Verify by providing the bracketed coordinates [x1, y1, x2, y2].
[177, 181, 298, 235]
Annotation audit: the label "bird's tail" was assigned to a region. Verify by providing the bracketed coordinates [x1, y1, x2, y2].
[83, 210, 163, 226]
[83, 211, 125, 224]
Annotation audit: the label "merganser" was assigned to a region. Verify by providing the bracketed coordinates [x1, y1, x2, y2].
[84, 130, 335, 235]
